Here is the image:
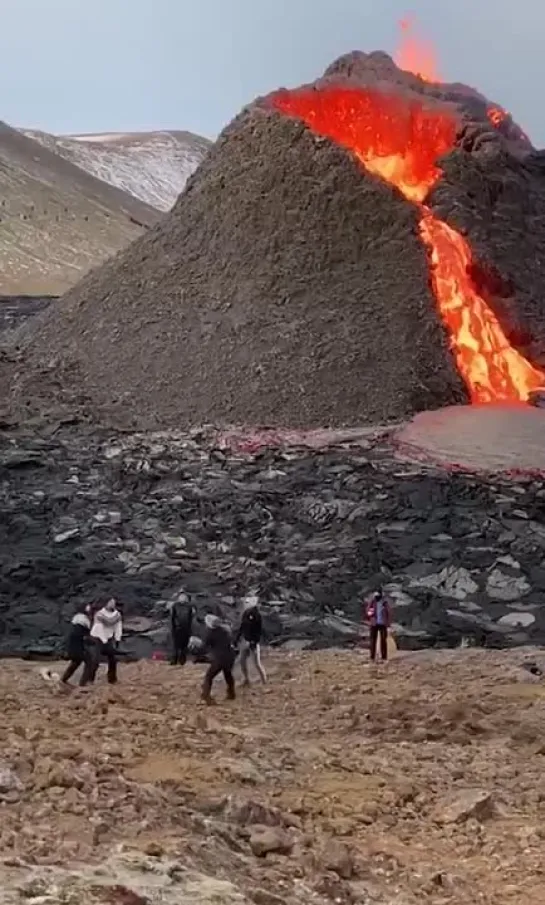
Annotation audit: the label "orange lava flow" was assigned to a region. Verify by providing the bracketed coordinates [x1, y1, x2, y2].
[271, 86, 544, 403]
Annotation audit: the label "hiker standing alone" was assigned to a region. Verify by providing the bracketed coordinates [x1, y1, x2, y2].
[365, 588, 391, 663]
[169, 595, 195, 666]
[236, 594, 266, 685]
[89, 598, 123, 684]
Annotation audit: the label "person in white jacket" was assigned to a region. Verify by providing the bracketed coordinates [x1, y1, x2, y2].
[89, 598, 123, 684]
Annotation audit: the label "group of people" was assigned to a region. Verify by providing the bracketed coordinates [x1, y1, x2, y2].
[61, 592, 268, 704]
[168, 592, 267, 703]
[61, 597, 123, 687]
[59, 587, 391, 702]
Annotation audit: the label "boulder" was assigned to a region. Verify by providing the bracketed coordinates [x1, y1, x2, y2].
[433, 789, 496, 825]
[249, 826, 294, 858]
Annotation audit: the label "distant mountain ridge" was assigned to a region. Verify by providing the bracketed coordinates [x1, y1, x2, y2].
[0, 121, 159, 295]
[24, 128, 211, 211]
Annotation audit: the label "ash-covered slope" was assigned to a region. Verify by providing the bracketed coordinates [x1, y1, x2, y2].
[0, 121, 158, 295]
[24, 129, 211, 212]
[6, 104, 466, 429]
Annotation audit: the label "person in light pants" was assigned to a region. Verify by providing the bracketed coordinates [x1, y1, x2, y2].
[236, 595, 267, 685]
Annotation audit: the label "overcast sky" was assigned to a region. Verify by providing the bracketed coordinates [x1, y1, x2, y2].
[0, 0, 542, 144]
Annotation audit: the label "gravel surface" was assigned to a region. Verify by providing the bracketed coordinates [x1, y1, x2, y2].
[0, 647, 543, 905]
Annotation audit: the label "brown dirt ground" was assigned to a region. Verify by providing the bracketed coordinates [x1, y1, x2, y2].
[1, 647, 545, 904]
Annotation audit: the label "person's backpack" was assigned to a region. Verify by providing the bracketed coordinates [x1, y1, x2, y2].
[365, 593, 386, 623]
[365, 596, 377, 620]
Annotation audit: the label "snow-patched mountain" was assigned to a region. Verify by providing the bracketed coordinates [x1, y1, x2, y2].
[0, 121, 157, 295]
[23, 130, 211, 212]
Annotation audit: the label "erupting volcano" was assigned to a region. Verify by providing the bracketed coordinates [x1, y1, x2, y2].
[270, 87, 544, 404]
[4, 47, 545, 432]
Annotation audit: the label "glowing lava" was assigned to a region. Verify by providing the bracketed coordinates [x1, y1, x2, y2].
[394, 20, 524, 142]
[271, 86, 544, 403]
[395, 17, 440, 83]
[487, 106, 508, 128]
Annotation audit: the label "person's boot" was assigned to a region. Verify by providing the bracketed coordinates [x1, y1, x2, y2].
[201, 676, 215, 705]
[226, 687, 236, 701]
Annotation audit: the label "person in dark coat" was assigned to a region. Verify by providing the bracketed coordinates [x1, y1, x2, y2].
[364, 588, 391, 662]
[169, 596, 195, 666]
[235, 595, 266, 684]
[88, 598, 123, 684]
[201, 614, 236, 704]
[61, 604, 94, 687]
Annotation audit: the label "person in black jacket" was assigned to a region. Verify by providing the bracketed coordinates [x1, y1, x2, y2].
[235, 596, 267, 685]
[169, 596, 195, 666]
[61, 604, 94, 687]
[201, 614, 236, 704]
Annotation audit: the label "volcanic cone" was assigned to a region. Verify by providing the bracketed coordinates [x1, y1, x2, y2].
[5, 50, 545, 429]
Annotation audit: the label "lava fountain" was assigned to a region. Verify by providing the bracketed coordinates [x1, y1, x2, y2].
[270, 86, 544, 403]
[396, 16, 440, 83]
[394, 18, 525, 145]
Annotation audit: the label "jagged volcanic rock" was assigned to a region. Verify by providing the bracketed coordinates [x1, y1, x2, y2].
[2, 425, 545, 658]
[3, 51, 545, 429]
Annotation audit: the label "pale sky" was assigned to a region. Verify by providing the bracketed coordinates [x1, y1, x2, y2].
[0, 0, 542, 144]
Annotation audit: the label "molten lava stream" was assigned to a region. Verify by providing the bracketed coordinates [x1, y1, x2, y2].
[271, 87, 545, 403]
[419, 211, 544, 402]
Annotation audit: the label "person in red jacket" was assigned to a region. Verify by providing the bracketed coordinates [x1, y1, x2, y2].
[364, 588, 391, 662]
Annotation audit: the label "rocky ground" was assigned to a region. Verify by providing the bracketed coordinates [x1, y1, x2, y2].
[0, 296, 54, 333]
[1, 423, 545, 657]
[0, 648, 544, 904]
